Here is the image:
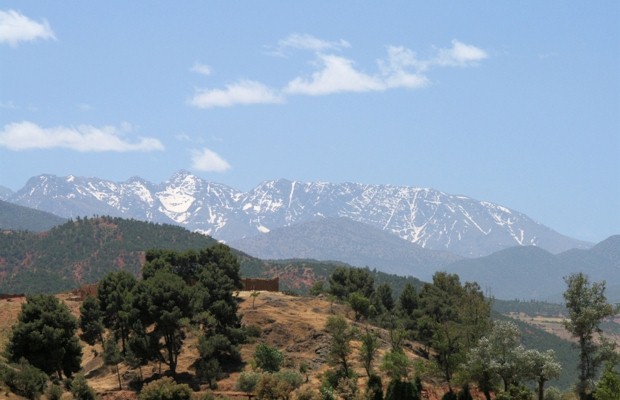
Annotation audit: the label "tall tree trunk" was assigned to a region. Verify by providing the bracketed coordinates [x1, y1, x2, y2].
[116, 364, 122, 390]
[538, 379, 544, 400]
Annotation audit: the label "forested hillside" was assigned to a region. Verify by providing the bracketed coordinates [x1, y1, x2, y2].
[0, 216, 217, 294]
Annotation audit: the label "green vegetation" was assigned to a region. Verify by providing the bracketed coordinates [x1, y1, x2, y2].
[563, 273, 617, 400]
[0, 216, 217, 294]
[6, 294, 82, 379]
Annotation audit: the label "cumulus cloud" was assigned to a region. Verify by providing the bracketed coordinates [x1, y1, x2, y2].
[189, 35, 487, 106]
[285, 54, 384, 95]
[191, 147, 231, 172]
[0, 9, 56, 47]
[188, 80, 283, 108]
[0, 121, 164, 152]
[434, 40, 488, 67]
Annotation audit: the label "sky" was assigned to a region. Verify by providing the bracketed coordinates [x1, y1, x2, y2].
[0, 2, 618, 243]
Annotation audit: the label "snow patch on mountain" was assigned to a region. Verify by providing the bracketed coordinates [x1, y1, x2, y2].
[6, 172, 591, 257]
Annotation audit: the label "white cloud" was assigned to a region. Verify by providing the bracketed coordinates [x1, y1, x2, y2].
[191, 147, 231, 172]
[0, 121, 164, 152]
[0, 9, 56, 47]
[190, 62, 212, 76]
[285, 54, 385, 95]
[188, 80, 283, 108]
[273, 33, 349, 55]
[189, 35, 487, 106]
[435, 40, 488, 67]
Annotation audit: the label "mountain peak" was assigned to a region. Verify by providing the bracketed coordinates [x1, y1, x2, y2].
[6, 173, 592, 257]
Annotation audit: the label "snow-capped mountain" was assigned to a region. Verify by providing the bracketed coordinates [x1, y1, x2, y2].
[5, 171, 589, 257]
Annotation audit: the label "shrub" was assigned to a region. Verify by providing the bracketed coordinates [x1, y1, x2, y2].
[386, 380, 419, 400]
[71, 373, 97, 400]
[139, 377, 192, 400]
[366, 374, 383, 400]
[254, 343, 284, 373]
[296, 386, 320, 400]
[245, 324, 262, 338]
[47, 383, 64, 400]
[236, 371, 261, 395]
[1, 359, 48, 400]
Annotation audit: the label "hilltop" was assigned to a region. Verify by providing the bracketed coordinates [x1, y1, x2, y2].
[0, 290, 463, 400]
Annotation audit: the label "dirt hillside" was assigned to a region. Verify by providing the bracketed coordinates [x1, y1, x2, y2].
[0, 291, 483, 399]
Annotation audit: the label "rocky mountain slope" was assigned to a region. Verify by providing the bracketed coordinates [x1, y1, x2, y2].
[2, 171, 589, 257]
[231, 217, 461, 281]
[0, 199, 66, 232]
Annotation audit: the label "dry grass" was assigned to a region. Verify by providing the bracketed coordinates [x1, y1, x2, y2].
[0, 291, 481, 399]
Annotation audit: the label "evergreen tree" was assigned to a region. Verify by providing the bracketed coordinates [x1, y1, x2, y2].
[325, 315, 356, 377]
[134, 270, 192, 375]
[78, 295, 104, 346]
[7, 294, 82, 379]
[97, 270, 138, 353]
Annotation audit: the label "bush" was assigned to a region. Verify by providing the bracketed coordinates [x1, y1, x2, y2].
[296, 386, 320, 400]
[254, 343, 284, 373]
[139, 377, 192, 400]
[366, 374, 383, 400]
[47, 383, 64, 400]
[236, 371, 261, 395]
[245, 324, 262, 338]
[1, 359, 48, 400]
[71, 373, 97, 400]
[386, 380, 419, 400]
[256, 371, 303, 400]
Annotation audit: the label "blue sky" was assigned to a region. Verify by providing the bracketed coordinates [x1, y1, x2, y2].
[0, 2, 618, 243]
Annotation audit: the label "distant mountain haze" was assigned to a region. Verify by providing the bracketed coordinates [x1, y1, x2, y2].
[0, 171, 589, 258]
[443, 235, 620, 302]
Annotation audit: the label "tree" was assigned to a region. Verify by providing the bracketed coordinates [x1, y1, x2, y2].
[325, 315, 356, 377]
[134, 270, 192, 375]
[360, 328, 379, 377]
[522, 349, 562, 400]
[416, 272, 491, 391]
[103, 337, 123, 390]
[593, 363, 620, 400]
[376, 283, 395, 312]
[563, 273, 616, 400]
[348, 292, 370, 321]
[381, 350, 411, 382]
[97, 270, 138, 353]
[78, 295, 104, 347]
[329, 267, 375, 300]
[7, 294, 82, 379]
[462, 337, 496, 400]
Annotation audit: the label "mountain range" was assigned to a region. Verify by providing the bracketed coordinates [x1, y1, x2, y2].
[0, 171, 589, 258]
[443, 235, 620, 302]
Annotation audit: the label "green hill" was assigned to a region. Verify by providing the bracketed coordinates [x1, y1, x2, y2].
[0, 216, 217, 294]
